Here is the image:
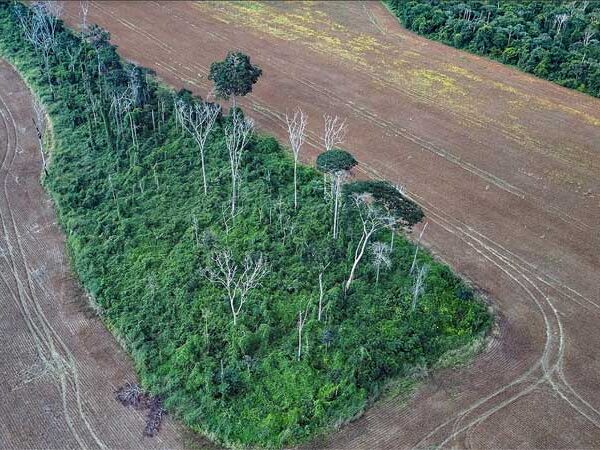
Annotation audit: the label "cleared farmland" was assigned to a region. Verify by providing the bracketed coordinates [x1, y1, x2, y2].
[58, 1, 600, 448]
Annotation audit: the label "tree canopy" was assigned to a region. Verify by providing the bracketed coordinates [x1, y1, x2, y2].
[208, 51, 262, 101]
[385, 0, 600, 97]
[316, 148, 358, 173]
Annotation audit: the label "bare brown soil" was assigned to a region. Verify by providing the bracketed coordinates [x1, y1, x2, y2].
[0, 60, 197, 449]
[53, 1, 600, 448]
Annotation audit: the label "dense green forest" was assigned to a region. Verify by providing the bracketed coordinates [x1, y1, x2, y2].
[385, 0, 600, 97]
[0, 3, 490, 448]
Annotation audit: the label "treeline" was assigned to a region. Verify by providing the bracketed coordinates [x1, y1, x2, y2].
[386, 0, 600, 97]
[0, 2, 490, 448]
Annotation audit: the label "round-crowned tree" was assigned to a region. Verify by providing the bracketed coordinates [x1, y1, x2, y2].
[316, 149, 357, 173]
[208, 51, 262, 107]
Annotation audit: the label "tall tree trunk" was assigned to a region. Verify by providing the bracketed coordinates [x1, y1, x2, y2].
[293, 160, 298, 209]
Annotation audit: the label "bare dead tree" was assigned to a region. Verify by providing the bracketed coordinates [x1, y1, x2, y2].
[79, 0, 90, 34]
[224, 111, 254, 216]
[65, 44, 82, 74]
[411, 264, 429, 312]
[15, 2, 63, 92]
[332, 170, 349, 240]
[409, 222, 428, 275]
[322, 114, 347, 152]
[286, 107, 308, 209]
[176, 99, 221, 194]
[31, 97, 48, 176]
[110, 88, 133, 138]
[581, 28, 597, 62]
[221, 203, 241, 235]
[370, 241, 391, 286]
[322, 114, 350, 238]
[583, 28, 596, 46]
[345, 194, 395, 292]
[297, 300, 311, 360]
[205, 250, 268, 326]
[554, 13, 570, 35]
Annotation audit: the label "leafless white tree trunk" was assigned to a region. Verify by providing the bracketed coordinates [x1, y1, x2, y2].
[583, 28, 596, 47]
[65, 44, 82, 74]
[554, 13, 570, 35]
[409, 222, 428, 275]
[286, 107, 307, 209]
[345, 194, 394, 292]
[297, 301, 310, 360]
[331, 170, 351, 240]
[411, 264, 429, 312]
[581, 28, 597, 62]
[224, 111, 254, 216]
[16, 2, 63, 92]
[371, 241, 391, 286]
[322, 114, 347, 152]
[176, 100, 221, 194]
[110, 88, 133, 137]
[79, 0, 90, 34]
[205, 250, 268, 326]
[322, 114, 349, 238]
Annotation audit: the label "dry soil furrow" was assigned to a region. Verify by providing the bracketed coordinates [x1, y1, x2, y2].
[0, 85, 107, 450]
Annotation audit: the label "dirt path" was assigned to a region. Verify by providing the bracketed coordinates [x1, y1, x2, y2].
[58, 1, 600, 448]
[0, 59, 191, 449]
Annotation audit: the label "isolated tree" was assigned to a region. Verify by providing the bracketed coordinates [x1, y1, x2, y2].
[205, 250, 268, 326]
[208, 51, 262, 108]
[286, 107, 307, 209]
[176, 99, 221, 194]
[345, 194, 394, 292]
[370, 241, 391, 286]
[31, 97, 48, 176]
[316, 149, 357, 239]
[224, 110, 254, 216]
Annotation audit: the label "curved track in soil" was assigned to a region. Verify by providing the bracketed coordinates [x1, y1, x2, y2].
[57, 1, 600, 448]
[0, 60, 189, 449]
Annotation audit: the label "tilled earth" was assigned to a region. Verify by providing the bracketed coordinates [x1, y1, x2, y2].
[25, 0, 600, 448]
